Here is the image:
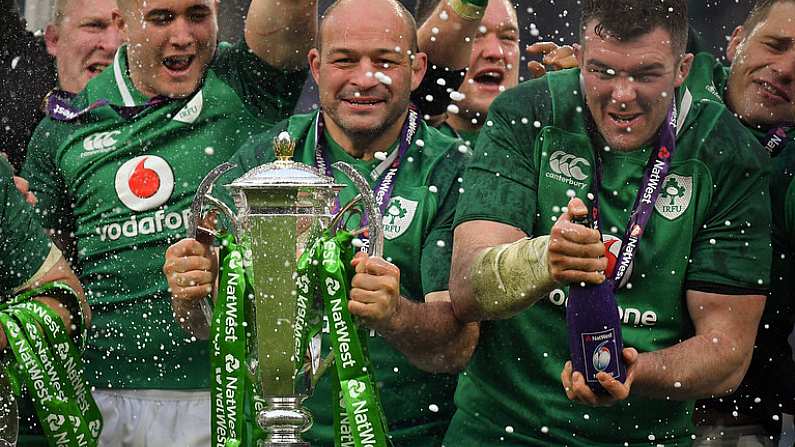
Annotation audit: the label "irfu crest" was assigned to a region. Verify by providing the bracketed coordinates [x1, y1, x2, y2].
[655, 174, 692, 220]
[383, 196, 418, 240]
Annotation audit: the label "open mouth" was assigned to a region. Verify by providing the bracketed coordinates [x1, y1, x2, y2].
[608, 112, 643, 129]
[86, 63, 109, 75]
[163, 55, 195, 73]
[473, 71, 504, 86]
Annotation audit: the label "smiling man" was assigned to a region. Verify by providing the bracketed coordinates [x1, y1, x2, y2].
[20, 0, 315, 445]
[437, 0, 519, 144]
[1, 0, 121, 170]
[164, 0, 477, 444]
[443, 0, 773, 445]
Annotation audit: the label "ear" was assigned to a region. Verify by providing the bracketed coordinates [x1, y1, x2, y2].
[112, 9, 127, 40]
[409, 51, 428, 92]
[575, 42, 584, 68]
[674, 52, 694, 88]
[44, 24, 59, 58]
[308, 48, 322, 85]
[726, 25, 745, 63]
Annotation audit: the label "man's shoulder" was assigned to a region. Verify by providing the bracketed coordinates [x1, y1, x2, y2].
[414, 121, 469, 172]
[233, 113, 316, 169]
[490, 73, 556, 114]
[681, 100, 769, 173]
[681, 52, 727, 105]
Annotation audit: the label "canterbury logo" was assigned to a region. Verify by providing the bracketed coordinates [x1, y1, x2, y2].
[83, 131, 121, 152]
[549, 151, 591, 181]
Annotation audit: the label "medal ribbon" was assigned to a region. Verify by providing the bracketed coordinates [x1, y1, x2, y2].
[45, 89, 171, 122]
[210, 234, 253, 447]
[0, 284, 102, 446]
[313, 107, 419, 240]
[761, 126, 790, 157]
[589, 103, 678, 289]
[315, 230, 389, 447]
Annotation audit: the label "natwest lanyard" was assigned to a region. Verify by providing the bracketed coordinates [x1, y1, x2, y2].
[589, 103, 677, 290]
[761, 126, 791, 157]
[313, 107, 420, 230]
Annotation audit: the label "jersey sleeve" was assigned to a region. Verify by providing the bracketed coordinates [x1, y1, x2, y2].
[685, 113, 772, 294]
[20, 119, 75, 233]
[453, 81, 549, 237]
[212, 40, 306, 126]
[421, 145, 469, 295]
[0, 158, 53, 292]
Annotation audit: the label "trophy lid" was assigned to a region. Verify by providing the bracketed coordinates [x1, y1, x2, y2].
[228, 132, 344, 191]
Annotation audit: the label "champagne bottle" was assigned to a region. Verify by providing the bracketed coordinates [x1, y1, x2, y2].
[566, 215, 627, 393]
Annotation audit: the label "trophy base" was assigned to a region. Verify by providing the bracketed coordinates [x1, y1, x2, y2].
[257, 396, 312, 447]
[258, 442, 309, 447]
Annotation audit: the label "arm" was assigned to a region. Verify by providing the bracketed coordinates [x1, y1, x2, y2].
[417, 0, 483, 70]
[563, 290, 765, 406]
[632, 291, 765, 399]
[450, 199, 606, 323]
[244, 0, 318, 70]
[349, 252, 478, 374]
[1, 249, 88, 352]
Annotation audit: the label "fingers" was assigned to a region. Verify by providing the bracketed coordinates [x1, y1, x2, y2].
[13, 176, 37, 206]
[596, 372, 630, 400]
[348, 255, 400, 329]
[562, 360, 575, 399]
[564, 197, 589, 220]
[526, 42, 578, 74]
[548, 234, 606, 259]
[164, 238, 217, 302]
[171, 284, 213, 302]
[526, 41, 561, 57]
[527, 60, 547, 78]
[562, 362, 602, 406]
[166, 238, 213, 259]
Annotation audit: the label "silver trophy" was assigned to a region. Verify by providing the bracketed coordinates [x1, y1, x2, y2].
[188, 133, 384, 446]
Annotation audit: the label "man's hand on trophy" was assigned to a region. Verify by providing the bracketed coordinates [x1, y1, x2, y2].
[547, 198, 607, 286]
[561, 347, 638, 407]
[163, 238, 218, 302]
[349, 252, 400, 333]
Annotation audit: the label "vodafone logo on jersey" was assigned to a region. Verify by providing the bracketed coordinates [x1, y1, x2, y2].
[114, 156, 174, 211]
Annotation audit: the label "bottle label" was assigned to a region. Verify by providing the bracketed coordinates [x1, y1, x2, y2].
[580, 328, 621, 382]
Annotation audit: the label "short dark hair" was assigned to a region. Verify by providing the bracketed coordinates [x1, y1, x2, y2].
[579, 0, 689, 57]
[742, 0, 795, 34]
[318, 0, 418, 53]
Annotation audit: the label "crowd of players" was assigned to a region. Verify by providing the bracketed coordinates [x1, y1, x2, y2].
[1, 0, 793, 445]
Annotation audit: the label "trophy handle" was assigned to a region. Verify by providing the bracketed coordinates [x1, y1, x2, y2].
[187, 162, 241, 329]
[330, 161, 384, 258]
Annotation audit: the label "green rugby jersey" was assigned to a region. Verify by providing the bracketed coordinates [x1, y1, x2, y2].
[225, 110, 467, 446]
[683, 52, 795, 425]
[448, 69, 771, 446]
[0, 156, 52, 295]
[1, 156, 53, 445]
[437, 122, 480, 148]
[21, 41, 305, 390]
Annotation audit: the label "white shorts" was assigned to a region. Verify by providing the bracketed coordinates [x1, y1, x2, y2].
[92, 389, 210, 447]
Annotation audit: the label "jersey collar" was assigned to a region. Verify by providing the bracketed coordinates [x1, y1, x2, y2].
[108, 45, 151, 107]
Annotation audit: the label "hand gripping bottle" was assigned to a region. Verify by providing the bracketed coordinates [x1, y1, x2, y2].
[565, 215, 627, 393]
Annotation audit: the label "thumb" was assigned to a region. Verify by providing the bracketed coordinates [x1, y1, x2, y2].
[566, 197, 589, 221]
